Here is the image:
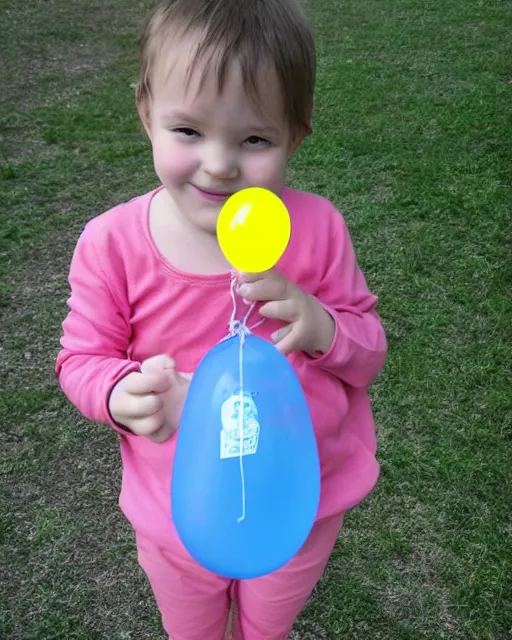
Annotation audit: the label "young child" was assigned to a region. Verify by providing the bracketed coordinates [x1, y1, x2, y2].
[56, 0, 387, 638]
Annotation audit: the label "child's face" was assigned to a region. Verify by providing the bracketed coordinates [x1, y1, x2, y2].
[139, 36, 303, 235]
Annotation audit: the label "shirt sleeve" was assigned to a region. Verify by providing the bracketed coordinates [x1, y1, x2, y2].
[308, 205, 387, 388]
[55, 223, 140, 431]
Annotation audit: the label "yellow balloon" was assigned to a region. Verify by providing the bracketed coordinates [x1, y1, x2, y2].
[217, 187, 291, 272]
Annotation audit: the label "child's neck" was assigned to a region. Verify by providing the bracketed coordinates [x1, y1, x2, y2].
[148, 188, 231, 276]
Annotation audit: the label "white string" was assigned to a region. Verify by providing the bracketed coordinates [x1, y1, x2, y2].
[223, 271, 264, 338]
[237, 329, 246, 523]
[224, 271, 253, 523]
[221, 272, 267, 522]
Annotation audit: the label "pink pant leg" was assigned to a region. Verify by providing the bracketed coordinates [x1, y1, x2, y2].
[233, 513, 344, 640]
[136, 532, 231, 640]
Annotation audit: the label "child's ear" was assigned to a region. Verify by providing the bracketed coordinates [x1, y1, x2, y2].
[136, 94, 153, 141]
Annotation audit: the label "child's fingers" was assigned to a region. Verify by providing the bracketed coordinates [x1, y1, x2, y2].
[237, 269, 274, 283]
[128, 409, 167, 438]
[271, 324, 293, 344]
[273, 325, 298, 356]
[145, 420, 176, 443]
[123, 371, 172, 395]
[239, 279, 289, 302]
[124, 392, 164, 419]
[141, 354, 176, 374]
[116, 356, 192, 442]
[259, 299, 297, 322]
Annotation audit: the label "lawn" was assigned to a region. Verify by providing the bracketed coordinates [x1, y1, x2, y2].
[1, 0, 511, 638]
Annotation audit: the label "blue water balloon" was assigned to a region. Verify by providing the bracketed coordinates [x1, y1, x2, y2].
[171, 334, 321, 579]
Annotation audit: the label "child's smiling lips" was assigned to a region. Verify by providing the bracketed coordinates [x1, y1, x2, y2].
[191, 184, 235, 202]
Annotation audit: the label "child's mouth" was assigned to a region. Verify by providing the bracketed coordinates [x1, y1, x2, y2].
[191, 185, 233, 202]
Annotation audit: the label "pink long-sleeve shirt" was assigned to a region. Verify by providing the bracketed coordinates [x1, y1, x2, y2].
[56, 186, 386, 547]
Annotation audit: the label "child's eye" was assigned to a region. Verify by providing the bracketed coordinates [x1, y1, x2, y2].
[244, 135, 270, 148]
[173, 127, 200, 138]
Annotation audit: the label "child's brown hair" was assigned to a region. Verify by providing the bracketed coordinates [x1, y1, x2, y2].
[136, 0, 315, 134]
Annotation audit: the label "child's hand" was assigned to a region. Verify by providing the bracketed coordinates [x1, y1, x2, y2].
[109, 355, 192, 443]
[237, 269, 335, 356]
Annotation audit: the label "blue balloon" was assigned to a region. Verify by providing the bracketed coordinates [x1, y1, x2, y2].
[172, 334, 321, 579]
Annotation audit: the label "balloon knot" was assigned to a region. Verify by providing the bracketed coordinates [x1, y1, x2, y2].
[228, 319, 250, 340]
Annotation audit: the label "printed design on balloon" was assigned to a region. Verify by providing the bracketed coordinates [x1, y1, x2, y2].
[220, 392, 260, 460]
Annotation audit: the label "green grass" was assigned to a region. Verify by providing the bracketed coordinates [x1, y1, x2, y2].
[1, 0, 511, 638]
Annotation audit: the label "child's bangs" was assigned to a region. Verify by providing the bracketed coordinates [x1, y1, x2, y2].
[184, 35, 268, 107]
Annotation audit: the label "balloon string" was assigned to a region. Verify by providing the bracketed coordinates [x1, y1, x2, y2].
[225, 270, 265, 338]
[227, 271, 252, 523]
[224, 272, 266, 522]
[237, 330, 246, 523]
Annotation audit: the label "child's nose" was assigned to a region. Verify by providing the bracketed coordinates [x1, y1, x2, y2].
[203, 144, 239, 180]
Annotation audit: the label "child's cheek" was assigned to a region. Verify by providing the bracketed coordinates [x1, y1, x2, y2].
[244, 150, 286, 191]
[153, 140, 198, 182]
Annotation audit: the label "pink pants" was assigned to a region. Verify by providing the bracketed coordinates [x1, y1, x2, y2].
[136, 513, 343, 640]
